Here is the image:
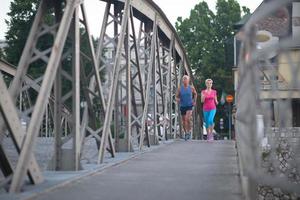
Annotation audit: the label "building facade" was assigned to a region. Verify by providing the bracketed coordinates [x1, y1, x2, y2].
[233, 0, 300, 127]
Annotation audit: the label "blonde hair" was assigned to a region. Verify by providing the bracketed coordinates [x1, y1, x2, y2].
[205, 78, 213, 84]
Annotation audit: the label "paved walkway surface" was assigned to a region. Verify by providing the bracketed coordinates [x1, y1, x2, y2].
[33, 140, 242, 200]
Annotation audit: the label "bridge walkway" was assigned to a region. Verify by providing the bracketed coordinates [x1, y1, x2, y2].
[33, 140, 242, 200]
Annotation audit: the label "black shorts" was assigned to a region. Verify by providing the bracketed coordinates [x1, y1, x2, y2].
[180, 106, 193, 116]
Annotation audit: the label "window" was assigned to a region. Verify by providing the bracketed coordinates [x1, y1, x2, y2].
[292, 99, 300, 127]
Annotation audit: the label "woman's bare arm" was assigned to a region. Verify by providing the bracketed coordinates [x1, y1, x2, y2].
[215, 94, 219, 105]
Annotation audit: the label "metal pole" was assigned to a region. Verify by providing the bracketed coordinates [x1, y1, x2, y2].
[126, 14, 131, 151]
[114, 2, 120, 151]
[228, 102, 232, 140]
[46, 103, 48, 137]
[167, 35, 174, 139]
[152, 33, 158, 144]
[72, 6, 81, 170]
[54, 0, 63, 171]
[139, 16, 157, 150]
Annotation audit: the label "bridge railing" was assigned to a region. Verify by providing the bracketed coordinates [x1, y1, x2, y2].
[0, 0, 197, 193]
[235, 0, 300, 199]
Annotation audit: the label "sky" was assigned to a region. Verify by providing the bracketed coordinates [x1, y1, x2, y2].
[0, 0, 262, 40]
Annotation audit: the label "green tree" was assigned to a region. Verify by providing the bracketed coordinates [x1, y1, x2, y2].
[215, 0, 241, 44]
[175, 2, 216, 87]
[215, 0, 241, 69]
[242, 6, 251, 15]
[0, 48, 4, 59]
[176, 0, 247, 93]
[213, 0, 242, 96]
[5, 0, 39, 65]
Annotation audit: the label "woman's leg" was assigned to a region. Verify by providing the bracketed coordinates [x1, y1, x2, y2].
[203, 111, 210, 140]
[207, 127, 212, 140]
[207, 110, 216, 141]
[207, 126, 213, 140]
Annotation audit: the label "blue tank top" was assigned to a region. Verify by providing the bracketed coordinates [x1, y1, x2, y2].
[180, 85, 193, 107]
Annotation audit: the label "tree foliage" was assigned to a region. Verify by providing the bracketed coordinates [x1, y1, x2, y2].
[242, 6, 251, 15]
[4, 0, 97, 71]
[176, 0, 247, 94]
[5, 0, 39, 65]
[0, 48, 4, 59]
[176, 2, 215, 81]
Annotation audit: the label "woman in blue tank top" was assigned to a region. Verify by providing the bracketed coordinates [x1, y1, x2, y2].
[176, 75, 197, 140]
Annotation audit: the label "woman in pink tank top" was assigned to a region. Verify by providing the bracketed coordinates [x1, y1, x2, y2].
[201, 79, 218, 141]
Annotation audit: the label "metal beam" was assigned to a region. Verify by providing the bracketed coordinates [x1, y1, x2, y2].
[0, 73, 43, 189]
[139, 16, 158, 150]
[72, 6, 81, 170]
[0, 0, 194, 193]
[0, 0, 47, 184]
[80, 2, 116, 157]
[9, 0, 78, 193]
[97, 0, 131, 164]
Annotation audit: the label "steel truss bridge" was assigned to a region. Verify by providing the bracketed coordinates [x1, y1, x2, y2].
[0, 0, 198, 193]
[0, 0, 299, 199]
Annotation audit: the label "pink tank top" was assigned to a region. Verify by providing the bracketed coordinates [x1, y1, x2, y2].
[202, 89, 217, 111]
